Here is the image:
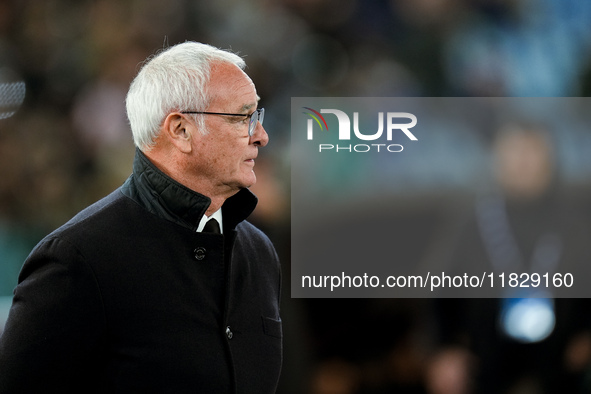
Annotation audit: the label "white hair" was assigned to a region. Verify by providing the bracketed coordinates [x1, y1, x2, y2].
[125, 42, 246, 151]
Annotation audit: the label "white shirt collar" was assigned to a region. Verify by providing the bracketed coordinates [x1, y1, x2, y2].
[196, 208, 223, 234]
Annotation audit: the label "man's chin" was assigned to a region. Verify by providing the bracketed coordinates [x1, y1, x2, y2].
[232, 176, 256, 191]
[242, 172, 256, 189]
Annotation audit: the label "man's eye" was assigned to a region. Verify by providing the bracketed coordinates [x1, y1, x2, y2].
[229, 116, 247, 123]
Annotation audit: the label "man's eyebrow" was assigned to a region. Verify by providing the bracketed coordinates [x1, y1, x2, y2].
[239, 95, 261, 113]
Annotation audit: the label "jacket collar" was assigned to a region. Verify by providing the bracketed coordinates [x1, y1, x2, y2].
[121, 149, 258, 232]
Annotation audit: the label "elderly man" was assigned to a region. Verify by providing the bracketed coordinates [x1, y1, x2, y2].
[0, 42, 282, 393]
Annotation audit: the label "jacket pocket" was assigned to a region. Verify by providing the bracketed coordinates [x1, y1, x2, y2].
[261, 316, 282, 339]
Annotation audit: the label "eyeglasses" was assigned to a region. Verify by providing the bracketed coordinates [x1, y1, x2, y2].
[181, 108, 265, 137]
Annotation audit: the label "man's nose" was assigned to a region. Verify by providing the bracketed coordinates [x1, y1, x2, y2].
[251, 121, 269, 147]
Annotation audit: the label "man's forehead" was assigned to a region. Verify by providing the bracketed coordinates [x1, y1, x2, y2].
[209, 62, 251, 86]
[208, 64, 259, 111]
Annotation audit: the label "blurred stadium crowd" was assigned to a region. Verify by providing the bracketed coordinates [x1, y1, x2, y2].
[1, 0, 591, 393]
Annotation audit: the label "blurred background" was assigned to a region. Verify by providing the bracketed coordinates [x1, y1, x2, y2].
[1, 0, 591, 393]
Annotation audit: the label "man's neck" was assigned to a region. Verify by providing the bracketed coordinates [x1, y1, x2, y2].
[143, 148, 235, 215]
[205, 198, 225, 216]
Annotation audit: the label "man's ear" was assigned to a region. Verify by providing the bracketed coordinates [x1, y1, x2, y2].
[162, 112, 195, 153]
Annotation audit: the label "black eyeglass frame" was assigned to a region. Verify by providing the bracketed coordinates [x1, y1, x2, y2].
[181, 108, 264, 137]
